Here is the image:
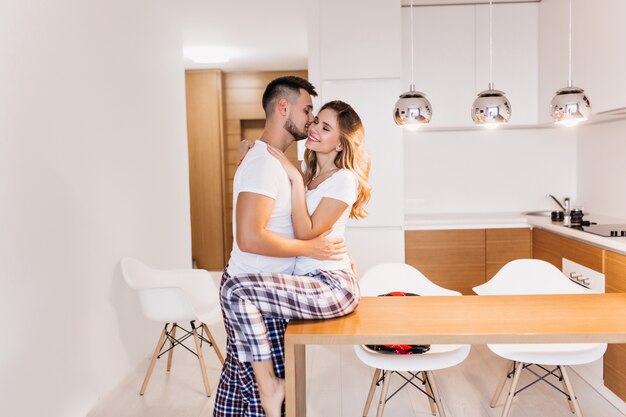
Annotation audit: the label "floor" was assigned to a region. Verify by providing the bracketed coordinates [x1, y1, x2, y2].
[89, 319, 626, 417]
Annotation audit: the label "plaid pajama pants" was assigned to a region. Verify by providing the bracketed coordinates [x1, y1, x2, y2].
[221, 268, 360, 363]
[213, 299, 286, 416]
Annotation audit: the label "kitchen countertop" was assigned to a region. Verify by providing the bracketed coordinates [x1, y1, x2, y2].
[405, 212, 626, 255]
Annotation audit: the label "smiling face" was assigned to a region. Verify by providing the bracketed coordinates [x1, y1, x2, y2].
[305, 108, 343, 154]
[284, 88, 314, 141]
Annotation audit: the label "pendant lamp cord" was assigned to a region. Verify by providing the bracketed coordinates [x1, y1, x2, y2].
[489, 0, 493, 90]
[568, 0, 572, 87]
[410, 0, 415, 89]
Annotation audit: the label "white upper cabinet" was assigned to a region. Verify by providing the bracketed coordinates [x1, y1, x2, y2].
[318, 0, 402, 80]
[572, 0, 626, 115]
[538, 0, 569, 124]
[540, 0, 626, 120]
[475, 3, 539, 126]
[409, 5, 476, 128]
[404, 3, 538, 128]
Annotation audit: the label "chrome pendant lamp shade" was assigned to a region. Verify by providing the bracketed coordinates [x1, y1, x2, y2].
[471, 84, 512, 127]
[551, 0, 591, 126]
[394, 0, 432, 129]
[472, 0, 511, 127]
[394, 86, 432, 128]
[550, 85, 591, 126]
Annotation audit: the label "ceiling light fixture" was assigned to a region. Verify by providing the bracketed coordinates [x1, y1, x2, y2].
[550, 0, 591, 127]
[183, 46, 230, 64]
[471, 0, 511, 127]
[393, 0, 432, 130]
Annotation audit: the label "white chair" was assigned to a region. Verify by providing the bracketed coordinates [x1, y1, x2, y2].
[120, 257, 224, 396]
[354, 263, 471, 417]
[473, 259, 607, 417]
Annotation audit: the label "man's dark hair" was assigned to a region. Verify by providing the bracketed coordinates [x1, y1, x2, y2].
[261, 76, 317, 116]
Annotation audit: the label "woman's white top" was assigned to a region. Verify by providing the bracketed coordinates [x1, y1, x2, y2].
[293, 169, 358, 275]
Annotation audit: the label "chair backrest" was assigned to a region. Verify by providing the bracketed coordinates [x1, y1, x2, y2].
[473, 259, 594, 295]
[359, 263, 461, 296]
[121, 257, 218, 323]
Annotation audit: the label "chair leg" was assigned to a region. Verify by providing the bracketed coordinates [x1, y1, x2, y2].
[427, 371, 447, 417]
[558, 366, 576, 414]
[423, 371, 438, 416]
[560, 366, 584, 417]
[202, 323, 224, 365]
[140, 324, 168, 395]
[375, 370, 392, 417]
[501, 361, 523, 417]
[166, 323, 177, 371]
[491, 361, 515, 408]
[363, 368, 382, 417]
[191, 321, 211, 397]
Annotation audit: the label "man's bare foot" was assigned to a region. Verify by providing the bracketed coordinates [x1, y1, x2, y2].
[259, 377, 285, 417]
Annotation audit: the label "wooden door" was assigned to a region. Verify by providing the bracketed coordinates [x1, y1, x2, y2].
[185, 70, 225, 270]
[222, 71, 305, 258]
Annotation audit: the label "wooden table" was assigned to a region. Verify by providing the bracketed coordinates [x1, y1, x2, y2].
[284, 293, 626, 417]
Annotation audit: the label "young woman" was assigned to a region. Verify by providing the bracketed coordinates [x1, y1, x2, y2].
[220, 100, 371, 417]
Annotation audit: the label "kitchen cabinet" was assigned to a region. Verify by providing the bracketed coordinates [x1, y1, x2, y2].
[539, 0, 626, 121]
[605, 251, 626, 402]
[408, 2, 538, 128]
[316, 0, 400, 81]
[486, 228, 532, 279]
[533, 227, 626, 402]
[410, 5, 475, 128]
[475, 3, 538, 126]
[573, 0, 626, 115]
[532, 228, 604, 272]
[405, 227, 531, 295]
[405, 229, 485, 295]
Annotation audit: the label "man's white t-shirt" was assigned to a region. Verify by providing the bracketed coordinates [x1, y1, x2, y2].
[293, 169, 358, 275]
[227, 141, 296, 276]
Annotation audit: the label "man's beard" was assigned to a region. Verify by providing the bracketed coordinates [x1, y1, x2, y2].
[284, 117, 308, 141]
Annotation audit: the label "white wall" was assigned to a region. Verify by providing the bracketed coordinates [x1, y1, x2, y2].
[578, 119, 626, 218]
[0, 1, 191, 416]
[404, 127, 578, 213]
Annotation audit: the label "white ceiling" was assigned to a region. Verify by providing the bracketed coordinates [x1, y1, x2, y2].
[177, 0, 308, 72]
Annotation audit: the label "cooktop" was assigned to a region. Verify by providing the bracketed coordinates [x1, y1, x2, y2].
[570, 224, 626, 237]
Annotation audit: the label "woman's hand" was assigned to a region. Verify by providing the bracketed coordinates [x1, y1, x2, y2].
[267, 145, 302, 183]
[236, 139, 255, 166]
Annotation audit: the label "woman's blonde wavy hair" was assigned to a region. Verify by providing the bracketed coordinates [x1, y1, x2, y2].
[303, 100, 372, 219]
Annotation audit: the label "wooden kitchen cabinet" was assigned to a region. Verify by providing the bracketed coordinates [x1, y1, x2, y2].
[405, 229, 485, 295]
[486, 228, 532, 279]
[533, 228, 626, 401]
[532, 228, 604, 272]
[405, 228, 531, 295]
[605, 251, 626, 402]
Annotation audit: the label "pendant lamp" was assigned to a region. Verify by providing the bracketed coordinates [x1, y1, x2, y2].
[550, 0, 591, 126]
[471, 0, 511, 128]
[394, 0, 432, 130]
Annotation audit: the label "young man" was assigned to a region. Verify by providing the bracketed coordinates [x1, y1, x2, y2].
[213, 76, 345, 417]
